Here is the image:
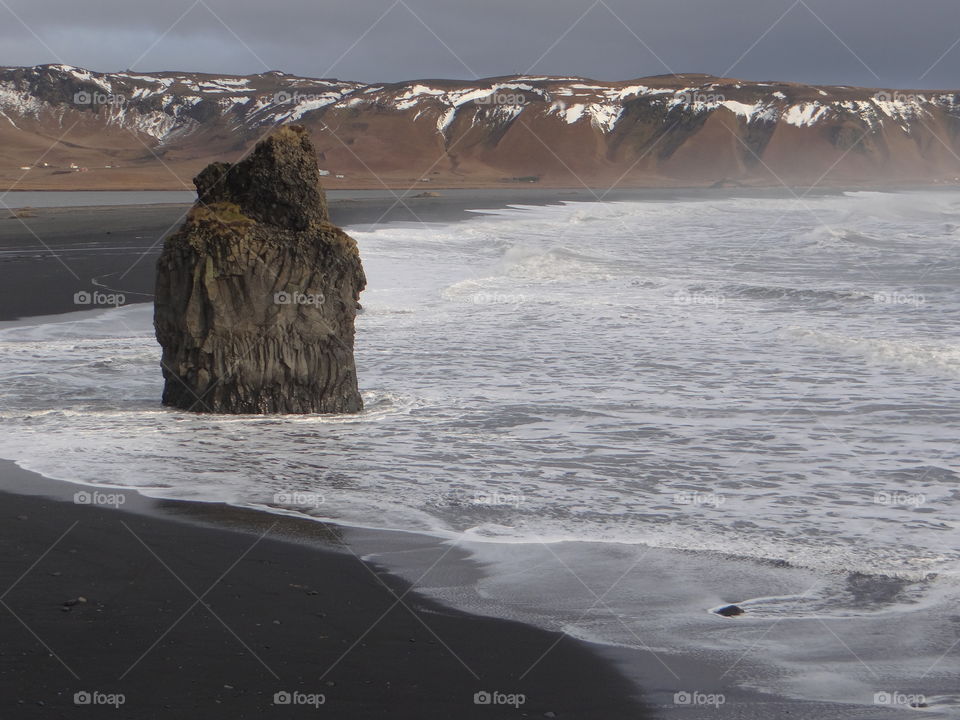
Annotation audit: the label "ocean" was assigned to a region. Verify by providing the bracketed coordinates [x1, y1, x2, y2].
[1, 189, 958, 714]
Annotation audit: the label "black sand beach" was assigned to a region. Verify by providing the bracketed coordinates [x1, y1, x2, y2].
[0, 461, 649, 718]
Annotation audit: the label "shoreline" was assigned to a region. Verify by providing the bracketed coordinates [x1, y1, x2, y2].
[1, 188, 946, 718]
[0, 458, 880, 720]
[0, 324, 931, 718]
[0, 457, 911, 719]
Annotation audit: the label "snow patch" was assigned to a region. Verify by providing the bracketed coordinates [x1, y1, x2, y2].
[588, 103, 622, 132]
[783, 102, 829, 127]
[562, 103, 586, 123]
[437, 106, 457, 134]
[721, 100, 780, 123]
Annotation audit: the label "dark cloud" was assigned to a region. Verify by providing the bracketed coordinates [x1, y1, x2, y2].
[1, 0, 959, 89]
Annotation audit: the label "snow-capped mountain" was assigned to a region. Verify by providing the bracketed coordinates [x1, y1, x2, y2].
[2, 64, 959, 189]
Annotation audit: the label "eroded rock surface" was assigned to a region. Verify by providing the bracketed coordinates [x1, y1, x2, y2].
[154, 125, 365, 414]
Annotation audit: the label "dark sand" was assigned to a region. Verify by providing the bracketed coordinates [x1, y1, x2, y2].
[0, 461, 649, 718]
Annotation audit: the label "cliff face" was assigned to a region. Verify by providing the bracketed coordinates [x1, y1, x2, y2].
[4, 64, 960, 189]
[154, 125, 365, 414]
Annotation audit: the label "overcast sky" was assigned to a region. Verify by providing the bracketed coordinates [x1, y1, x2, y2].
[1, 0, 959, 89]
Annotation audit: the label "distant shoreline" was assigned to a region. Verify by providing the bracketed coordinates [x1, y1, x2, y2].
[4, 180, 960, 194]
[0, 188, 586, 322]
[0, 184, 922, 323]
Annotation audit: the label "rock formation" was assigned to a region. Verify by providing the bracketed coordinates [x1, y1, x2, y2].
[154, 125, 365, 414]
[714, 604, 745, 617]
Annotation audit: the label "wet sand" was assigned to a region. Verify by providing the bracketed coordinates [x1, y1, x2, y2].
[0, 460, 650, 718]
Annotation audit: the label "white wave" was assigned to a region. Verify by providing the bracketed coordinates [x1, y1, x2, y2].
[791, 328, 960, 376]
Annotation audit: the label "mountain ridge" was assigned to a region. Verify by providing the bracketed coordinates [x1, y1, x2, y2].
[2, 63, 960, 190]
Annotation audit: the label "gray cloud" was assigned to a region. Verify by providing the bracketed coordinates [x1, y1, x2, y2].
[1, 0, 959, 89]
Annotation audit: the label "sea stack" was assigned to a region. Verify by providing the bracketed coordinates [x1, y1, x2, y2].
[154, 125, 366, 414]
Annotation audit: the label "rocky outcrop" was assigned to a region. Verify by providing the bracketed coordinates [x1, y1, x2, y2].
[714, 604, 745, 617]
[154, 125, 365, 414]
